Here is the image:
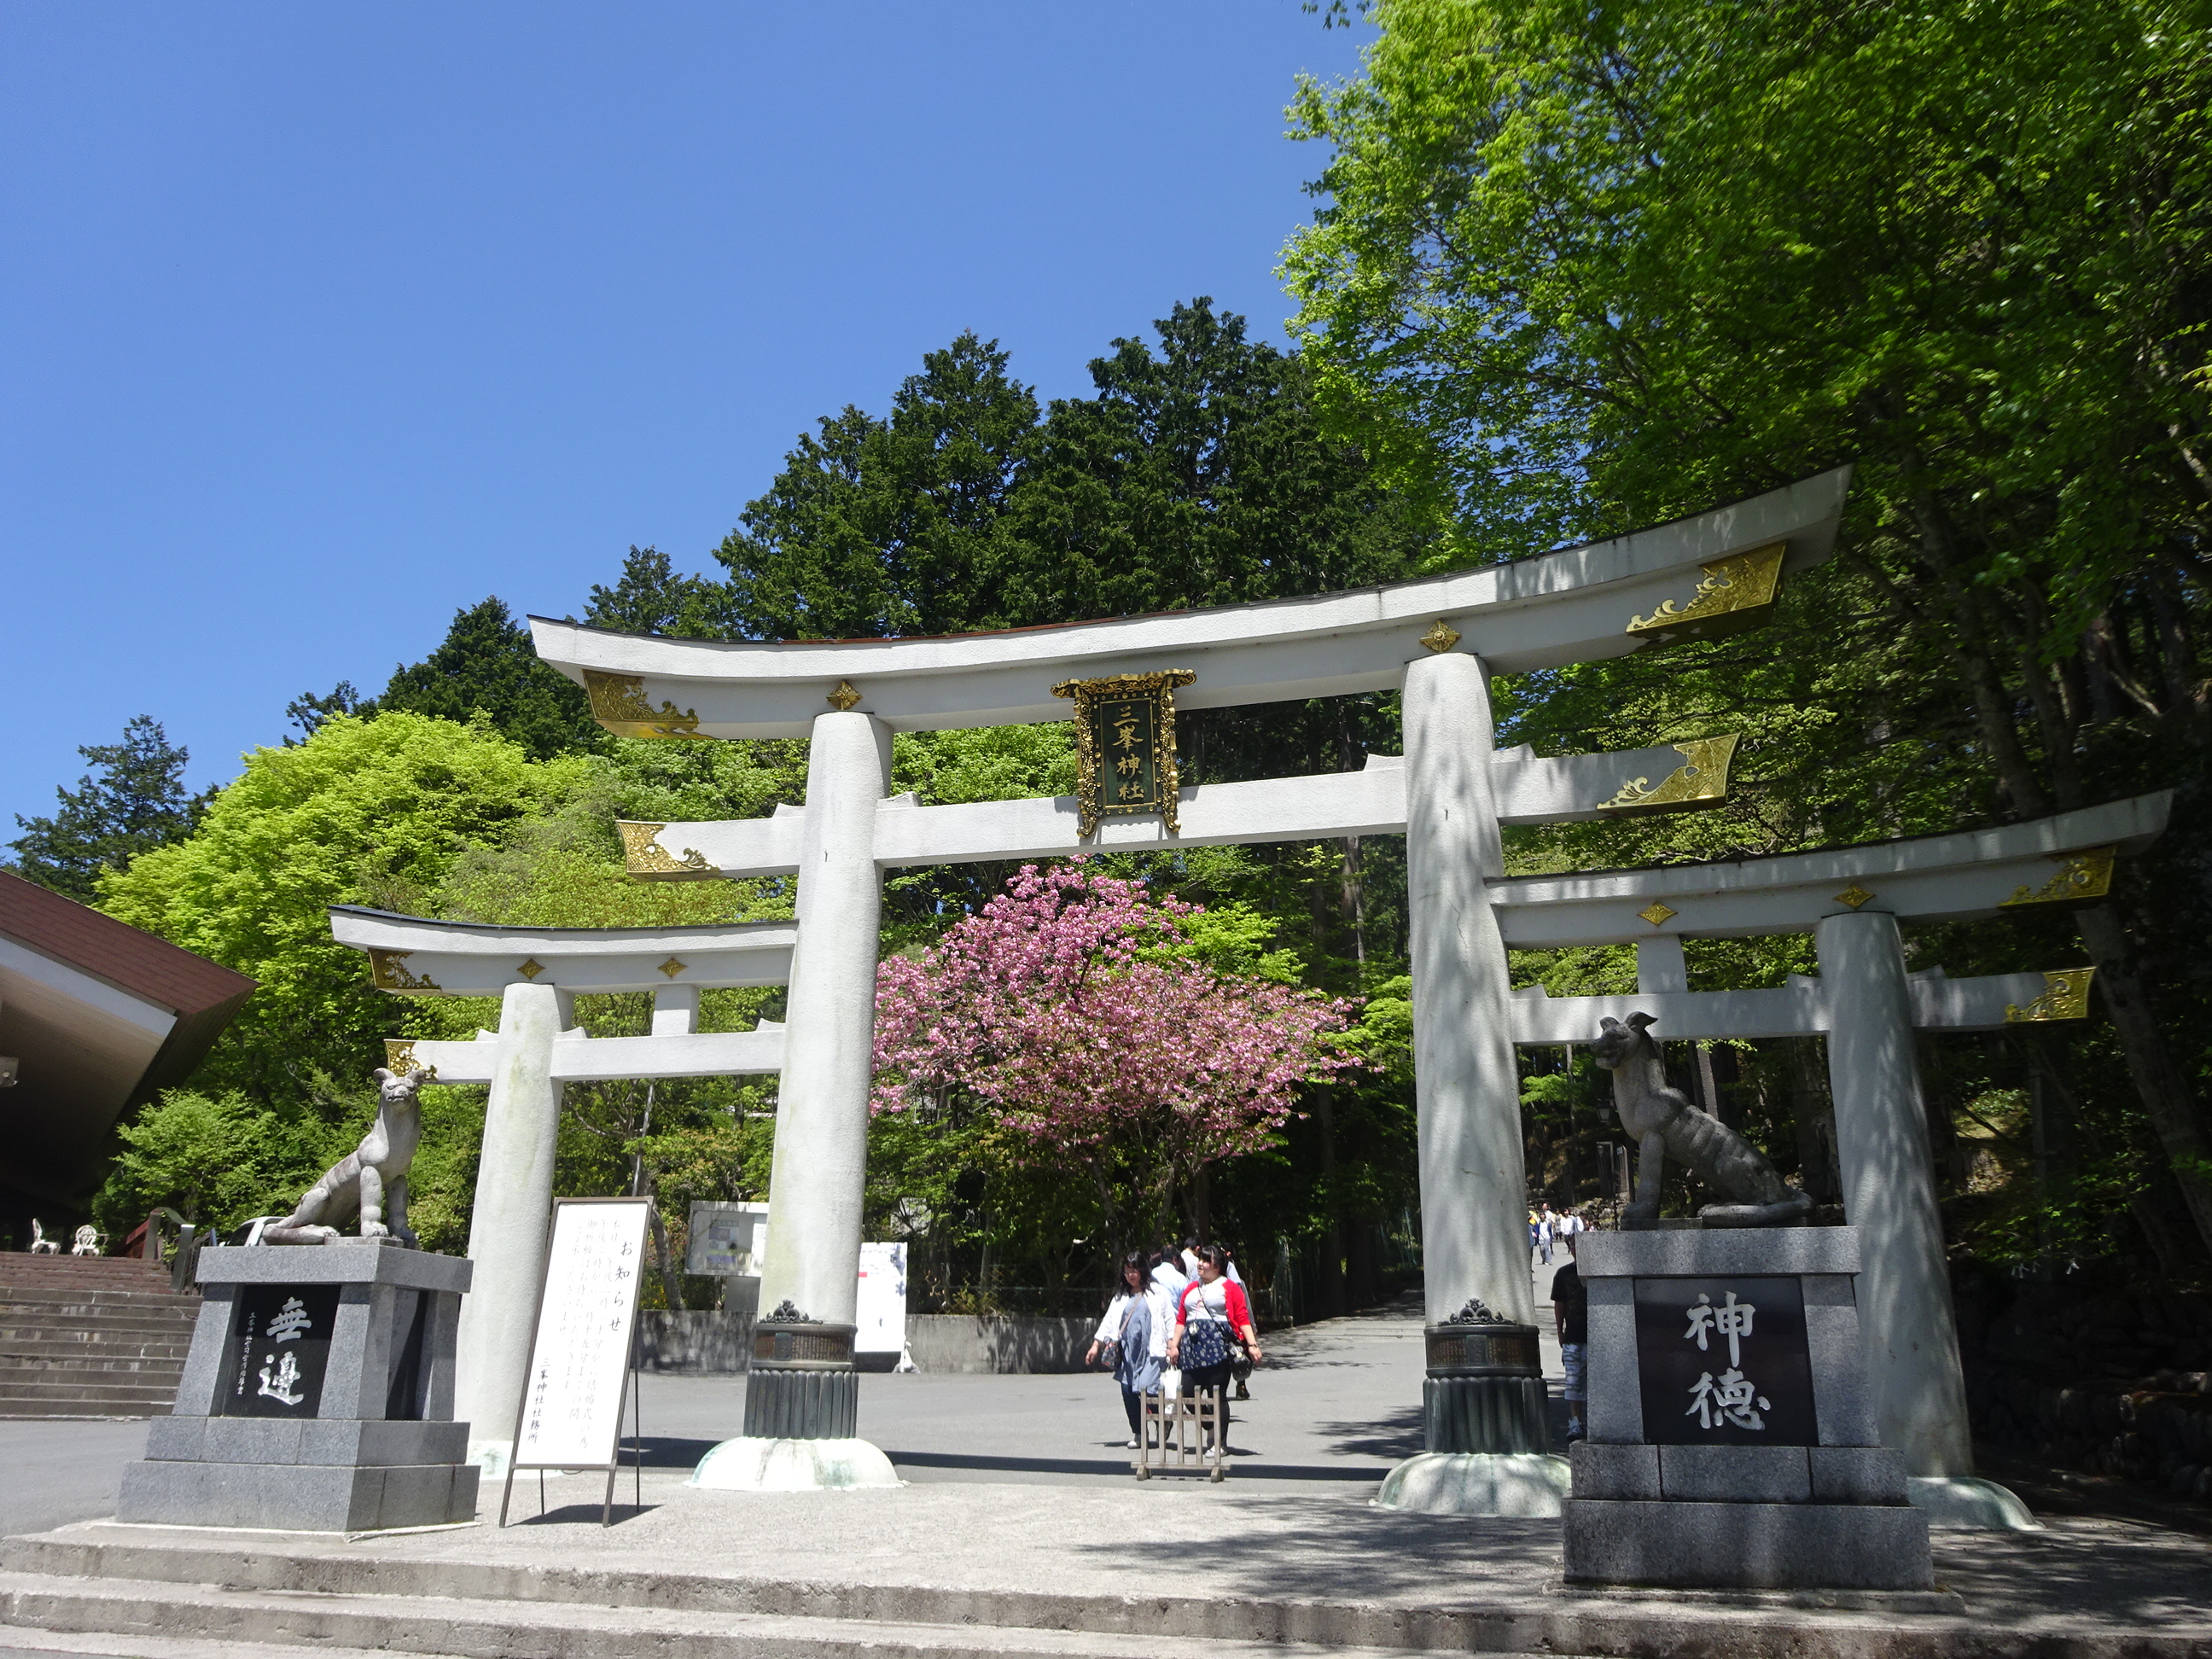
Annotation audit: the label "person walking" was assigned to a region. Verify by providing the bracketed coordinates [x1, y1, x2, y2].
[1086, 1251, 1167, 1449]
[1535, 1202, 1556, 1266]
[1168, 1245, 1262, 1450]
[1551, 1231, 1587, 1442]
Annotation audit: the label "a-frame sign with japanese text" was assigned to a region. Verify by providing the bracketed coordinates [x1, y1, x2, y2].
[499, 1196, 653, 1527]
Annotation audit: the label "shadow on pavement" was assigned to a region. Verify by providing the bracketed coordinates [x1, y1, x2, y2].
[1312, 1405, 1423, 1460]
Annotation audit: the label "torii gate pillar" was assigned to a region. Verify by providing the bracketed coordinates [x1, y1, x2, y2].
[1382, 649, 1562, 1514]
[1816, 912, 1976, 1465]
[1406, 649, 1533, 1328]
[742, 709, 891, 1447]
[455, 981, 564, 1474]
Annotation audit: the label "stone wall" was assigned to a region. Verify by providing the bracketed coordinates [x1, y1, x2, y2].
[1954, 1265, 2212, 1505]
[633, 1311, 1094, 1376]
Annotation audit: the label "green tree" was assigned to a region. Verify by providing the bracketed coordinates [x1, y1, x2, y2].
[380, 597, 603, 760]
[8, 717, 211, 902]
[97, 713, 591, 1105]
[584, 547, 733, 638]
[1284, 0, 2212, 1251]
[715, 332, 1041, 639]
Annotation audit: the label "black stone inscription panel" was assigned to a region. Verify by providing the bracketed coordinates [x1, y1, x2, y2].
[214, 1284, 341, 1417]
[1633, 1274, 1815, 1447]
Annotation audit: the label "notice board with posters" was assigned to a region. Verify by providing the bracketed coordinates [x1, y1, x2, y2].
[500, 1197, 652, 1526]
[855, 1242, 907, 1356]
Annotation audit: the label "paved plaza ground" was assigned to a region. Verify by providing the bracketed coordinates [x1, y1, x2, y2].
[3, 1261, 2209, 1658]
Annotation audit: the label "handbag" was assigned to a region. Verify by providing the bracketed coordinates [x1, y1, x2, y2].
[1180, 1290, 1231, 1371]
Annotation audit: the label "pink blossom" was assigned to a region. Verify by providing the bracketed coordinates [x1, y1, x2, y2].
[871, 862, 1361, 1227]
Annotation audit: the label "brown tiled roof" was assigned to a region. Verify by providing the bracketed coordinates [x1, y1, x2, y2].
[0, 872, 255, 1014]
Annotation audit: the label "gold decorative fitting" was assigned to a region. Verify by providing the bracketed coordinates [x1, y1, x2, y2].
[1637, 902, 1678, 928]
[617, 820, 720, 879]
[381, 1039, 439, 1082]
[1419, 620, 1462, 654]
[826, 679, 862, 712]
[1833, 883, 1876, 911]
[369, 950, 441, 993]
[582, 669, 711, 740]
[1594, 735, 1740, 815]
[1051, 670, 1196, 839]
[516, 958, 545, 981]
[1625, 542, 1788, 643]
[2000, 847, 2116, 907]
[2005, 967, 2097, 1023]
[659, 957, 687, 980]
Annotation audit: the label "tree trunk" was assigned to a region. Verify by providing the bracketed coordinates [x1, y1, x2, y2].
[1312, 1085, 1347, 1318]
[1784, 1038, 1841, 1203]
[646, 1200, 685, 1314]
[2075, 904, 2212, 1254]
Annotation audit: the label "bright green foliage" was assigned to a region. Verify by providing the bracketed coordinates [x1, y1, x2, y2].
[379, 597, 604, 760]
[94, 1079, 484, 1251]
[96, 1089, 293, 1231]
[1285, 0, 2212, 1259]
[97, 713, 591, 1102]
[8, 717, 211, 902]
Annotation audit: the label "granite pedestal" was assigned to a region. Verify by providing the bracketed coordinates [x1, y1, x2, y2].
[1562, 1226, 1933, 1591]
[119, 1240, 479, 1532]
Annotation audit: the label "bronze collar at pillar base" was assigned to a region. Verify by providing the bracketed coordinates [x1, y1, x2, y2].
[1424, 1321, 1540, 1378]
[752, 1319, 858, 1371]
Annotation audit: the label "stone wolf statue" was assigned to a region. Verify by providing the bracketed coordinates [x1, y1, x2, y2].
[261, 1067, 424, 1246]
[1592, 1012, 1812, 1229]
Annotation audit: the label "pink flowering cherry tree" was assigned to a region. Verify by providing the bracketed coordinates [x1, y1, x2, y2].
[870, 861, 1362, 1249]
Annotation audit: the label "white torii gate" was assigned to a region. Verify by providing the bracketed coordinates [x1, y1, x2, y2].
[327, 905, 794, 1470]
[527, 468, 1854, 1491]
[1496, 790, 2170, 1515]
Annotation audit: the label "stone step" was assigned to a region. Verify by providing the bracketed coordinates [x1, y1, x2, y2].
[0, 1571, 1473, 1659]
[0, 1263, 178, 1291]
[0, 1299, 201, 1324]
[0, 1283, 200, 1306]
[0, 1311, 196, 1333]
[0, 1349, 188, 1373]
[0, 1396, 168, 1419]
[0, 1328, 195, 1352]
[0, 1376, 178, 1404]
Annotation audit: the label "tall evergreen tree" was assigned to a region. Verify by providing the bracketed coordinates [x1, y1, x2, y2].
[1002, 298, 1419, 630]
[584, 546, 731, 638]
[714, 332, 1040, 638]
[379, 597, 602, 760]
[8, 717, 212, 902]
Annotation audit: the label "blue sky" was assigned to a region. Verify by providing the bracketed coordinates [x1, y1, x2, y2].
[0, 3, 1369, 832]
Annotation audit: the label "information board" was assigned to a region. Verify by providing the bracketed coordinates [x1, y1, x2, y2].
[855, 1241, 907, 1355]
[509, 1198, 651, 1478]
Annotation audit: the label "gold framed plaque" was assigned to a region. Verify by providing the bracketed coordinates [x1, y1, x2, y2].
[1051, 671, 1196, 839]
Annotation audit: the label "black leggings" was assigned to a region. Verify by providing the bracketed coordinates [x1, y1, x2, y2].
[1121, 1385, 1144, 1435]
[1180, 1362, 1233, 1435]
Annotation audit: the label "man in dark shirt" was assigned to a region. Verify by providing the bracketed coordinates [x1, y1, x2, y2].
[1551, 1232, 1587, 1441]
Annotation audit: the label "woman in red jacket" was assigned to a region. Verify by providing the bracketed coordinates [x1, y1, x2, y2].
[1167, 1245, 1263, 1444]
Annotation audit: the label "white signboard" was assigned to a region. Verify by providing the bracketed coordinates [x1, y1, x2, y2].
[687, 1200, 769, 1278]
[855, 1242, 907, 1354]
[512, 1198, 651, 1470]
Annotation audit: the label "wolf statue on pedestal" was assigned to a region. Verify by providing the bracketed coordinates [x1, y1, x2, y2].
[260, 1067, 425, 1246]
[1592, 1012, 1811, 1229]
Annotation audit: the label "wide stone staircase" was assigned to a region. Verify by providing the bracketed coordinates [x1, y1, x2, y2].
[0, 1253, 198, 1418]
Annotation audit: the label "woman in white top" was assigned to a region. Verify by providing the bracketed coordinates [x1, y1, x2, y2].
[1085, 1251, 1169, 1448]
